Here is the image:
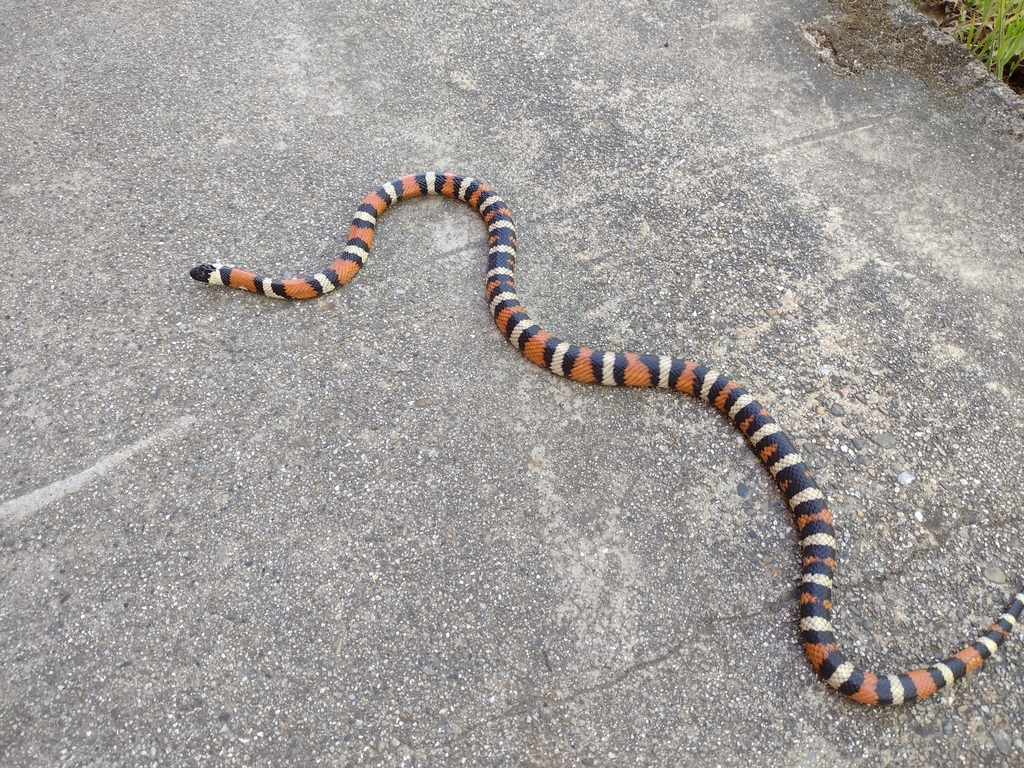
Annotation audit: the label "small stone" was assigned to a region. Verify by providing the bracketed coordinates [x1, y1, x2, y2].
[737, 482, 749, 499]
[913, 509, 923, 522]
[852, 438, 865, 450]
[897, 471, 915, 485]
[991, 729, 1012, 756]
[983, 566, 1007, 585]
[830, 403, 846, 417]
[872, 433, 896, 449]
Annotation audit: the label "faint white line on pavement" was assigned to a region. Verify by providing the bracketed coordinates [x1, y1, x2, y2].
[0, 415, 196, 525]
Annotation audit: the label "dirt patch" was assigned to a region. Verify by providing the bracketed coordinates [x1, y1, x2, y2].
[806, 0, 974, 90]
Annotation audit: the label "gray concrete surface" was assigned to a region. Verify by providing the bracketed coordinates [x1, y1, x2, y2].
[2, 0, 1023, 765]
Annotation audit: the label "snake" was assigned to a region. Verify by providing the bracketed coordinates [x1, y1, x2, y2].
[189, 172, 1023, 705]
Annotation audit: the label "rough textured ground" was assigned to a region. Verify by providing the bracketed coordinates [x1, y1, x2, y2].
[2, 0, 1023, 765]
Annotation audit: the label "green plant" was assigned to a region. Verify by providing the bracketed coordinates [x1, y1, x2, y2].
[949, 0, 1024, 82]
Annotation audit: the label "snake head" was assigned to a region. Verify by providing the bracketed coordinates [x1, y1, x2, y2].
[189, 264, 218, 283]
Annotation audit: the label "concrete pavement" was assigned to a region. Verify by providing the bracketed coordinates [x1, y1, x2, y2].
[2, 0, 1023, 765]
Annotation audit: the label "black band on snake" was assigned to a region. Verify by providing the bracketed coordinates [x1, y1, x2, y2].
[189, 172, 1023, 706]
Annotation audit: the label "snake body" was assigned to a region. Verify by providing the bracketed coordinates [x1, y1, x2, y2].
[190, 172, 1023, 705]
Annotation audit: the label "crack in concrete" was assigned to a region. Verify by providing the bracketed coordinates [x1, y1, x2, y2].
[450, 610, 769, 741]
[354, 607, 775, 765]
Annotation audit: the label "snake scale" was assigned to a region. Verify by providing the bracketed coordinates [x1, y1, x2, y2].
[190, 172, 1023, 705]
